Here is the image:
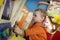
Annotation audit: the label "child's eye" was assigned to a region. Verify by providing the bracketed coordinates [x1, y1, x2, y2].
[34, 15, 36, 17]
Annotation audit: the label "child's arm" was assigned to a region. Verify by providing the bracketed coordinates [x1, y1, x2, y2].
[14, 26, 24, 36]
[25, 24, 47, 40]
[25, 24, 46, 37]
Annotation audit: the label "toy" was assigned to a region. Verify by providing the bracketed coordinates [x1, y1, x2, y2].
[0, 22, 11, 40]
[38, 1, 50, 10]
[47, 0, 60, 25]
[1, 30, 6, 38]
[43, 16, 57, 34]
[53, 14, 60, 24]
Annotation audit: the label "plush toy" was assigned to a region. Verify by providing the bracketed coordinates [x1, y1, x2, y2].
[43, 16, 57, 34]
[47, 0, 60, 24]
[53, 14, 60, 24]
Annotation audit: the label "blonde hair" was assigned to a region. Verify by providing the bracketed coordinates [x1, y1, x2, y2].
[34, 8, 47, 17]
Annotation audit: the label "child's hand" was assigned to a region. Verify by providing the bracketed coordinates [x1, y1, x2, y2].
[14, 26, 24, 36]
[57, 27, 60, 31]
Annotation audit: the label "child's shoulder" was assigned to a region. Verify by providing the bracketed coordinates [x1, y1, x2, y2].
[34, 22, 43, 27]
[33, 22, 46, 31]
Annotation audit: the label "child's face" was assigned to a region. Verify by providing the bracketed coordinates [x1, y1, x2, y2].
[33, 11, 44, 23]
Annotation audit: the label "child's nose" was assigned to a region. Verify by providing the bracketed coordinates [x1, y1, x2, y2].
[33, 15, 34, 17]
[32, 16, 35, 20]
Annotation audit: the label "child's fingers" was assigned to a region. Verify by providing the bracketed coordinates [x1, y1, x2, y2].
[14, 27, 23, 34]
[14, 26, 24, 36]
[14, 29, 20, 34]
[14, 27, 20, 33]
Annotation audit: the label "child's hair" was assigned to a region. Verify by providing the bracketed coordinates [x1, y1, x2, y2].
[34, 8, 47, 18]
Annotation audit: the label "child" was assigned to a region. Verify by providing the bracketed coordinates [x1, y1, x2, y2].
[15, 8, 47, 40]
